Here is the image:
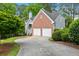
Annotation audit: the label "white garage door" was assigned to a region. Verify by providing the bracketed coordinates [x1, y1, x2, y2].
[42, 28, 51, 37]
[33, 28, 41, 36]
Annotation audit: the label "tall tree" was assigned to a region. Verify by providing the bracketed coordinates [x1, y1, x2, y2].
[41, 3, 52, 12]
[23, 3, 52, 20]
[0, 11, 24, 38]
[0, 3, 16, 15]
[26, 4, 43, 16]
[16, 4, 28, 19]
[59, 3, 79, 20]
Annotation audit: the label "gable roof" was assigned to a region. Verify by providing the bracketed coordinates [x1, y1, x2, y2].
[30, 8, 63, 24]
[32, 8, 55, 24]
[42, 8, 59, 21]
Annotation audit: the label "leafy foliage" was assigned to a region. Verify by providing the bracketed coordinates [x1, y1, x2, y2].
[0, 3, 16, 15]
[18, 3, 52, 20]
[69, 19, 79, 44]
[41, 3, 52, 12]
[52, 29, 63, 41]
[24, 4, 43, 18]
[0, 11, 24, 39]
[52, 20, 79, 45]
[52, 28, 69, 42]
[65, 16, 73, 27]
[61, 28, 69, 41]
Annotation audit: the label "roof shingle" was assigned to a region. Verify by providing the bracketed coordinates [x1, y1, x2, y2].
[42, 8, 59, 21]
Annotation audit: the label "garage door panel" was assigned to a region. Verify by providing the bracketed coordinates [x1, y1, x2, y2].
[42, 28, 51, 37]
[33, 28, 41, 36]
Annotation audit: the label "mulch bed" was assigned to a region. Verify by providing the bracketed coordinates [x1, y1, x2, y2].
[55, 41, 79, 49]
[0, 43, 14, 55]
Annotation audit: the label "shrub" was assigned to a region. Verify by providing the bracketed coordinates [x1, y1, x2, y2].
[52, 29, 63, 41]
[61, 33, 69, 41]
[0, 12, 24, 39]
[61, 28, 69, 42]
[52, 28, 70, 41]
[54, 29, 60, 31]
[69, 19, 79, 44]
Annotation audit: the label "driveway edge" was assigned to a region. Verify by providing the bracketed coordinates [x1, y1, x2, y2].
[17, 45, 22, 56]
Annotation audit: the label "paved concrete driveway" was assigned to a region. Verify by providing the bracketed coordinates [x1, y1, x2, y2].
[15, 36, 79, 56]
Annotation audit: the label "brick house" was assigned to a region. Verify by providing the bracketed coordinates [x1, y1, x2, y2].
[25, 8, 65, 37]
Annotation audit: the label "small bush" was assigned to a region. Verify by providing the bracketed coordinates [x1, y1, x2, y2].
[61, 32, 69, 42]
[52, 29, 63, 41]
[69, 19, 79, 44]
[61, 28, 69, 42]
[52, 28, 70, 41]
[54, 29, 60, 31]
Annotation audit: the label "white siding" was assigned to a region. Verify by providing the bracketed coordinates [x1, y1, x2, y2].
[25, 19, 32, 35]
[54, 15, 65, 29]
[25, 22, 27, 34]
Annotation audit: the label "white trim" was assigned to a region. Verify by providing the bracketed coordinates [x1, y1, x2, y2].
[32, 9, 42, 24]
[41, 10, 54, 24]
[32, 9, 54, 24]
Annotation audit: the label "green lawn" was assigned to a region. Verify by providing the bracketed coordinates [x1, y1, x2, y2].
[0, 37, 16, 44]
[0, 37, 20, 56]
[7, 43, 20, 56]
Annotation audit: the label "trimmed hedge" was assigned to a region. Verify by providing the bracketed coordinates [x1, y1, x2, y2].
[52, 28, 69, 42]
[69, 19, 79, 44]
